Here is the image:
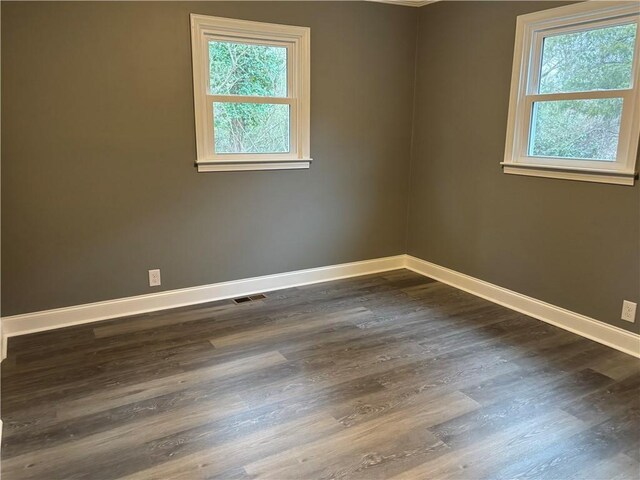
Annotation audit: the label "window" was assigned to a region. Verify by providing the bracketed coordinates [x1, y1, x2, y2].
[190, 14, 311, 172]
[503, 2, 640, 185]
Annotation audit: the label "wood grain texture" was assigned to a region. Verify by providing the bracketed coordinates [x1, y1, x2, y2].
[2, 270, 639, 479]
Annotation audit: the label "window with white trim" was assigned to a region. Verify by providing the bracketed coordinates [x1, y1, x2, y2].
[503, 2, 640, 185]
[190, 14, 311, 172]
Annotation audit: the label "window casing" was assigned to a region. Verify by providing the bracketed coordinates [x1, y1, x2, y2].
[503, 2, 640, 185]
[190, 14, 311, 172]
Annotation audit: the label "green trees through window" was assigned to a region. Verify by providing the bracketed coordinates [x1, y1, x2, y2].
[530, 23, 637, 161]
[539, 23, 636, 94]
[530, 98, 623, 160]
[209, 41, 290, 154]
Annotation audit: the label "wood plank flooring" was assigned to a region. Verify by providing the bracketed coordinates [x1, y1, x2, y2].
[2, 269, 639, 479]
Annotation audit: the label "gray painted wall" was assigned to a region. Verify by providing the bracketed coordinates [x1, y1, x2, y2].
[2, 1, 638, 336]
[1, 1, 417, 315]
[407, 1, 640, 334]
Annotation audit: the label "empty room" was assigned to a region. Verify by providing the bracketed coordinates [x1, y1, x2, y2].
[1, 0, 639, 478]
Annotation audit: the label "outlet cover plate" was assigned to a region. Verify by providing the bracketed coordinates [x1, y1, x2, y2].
[621, 300, 637, 323]
[148, 269, 161, 287]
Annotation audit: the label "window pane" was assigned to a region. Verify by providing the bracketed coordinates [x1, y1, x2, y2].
[529, 98, 623, 161]
[214, 102, 290, 154]
[209, 41, 287, 97]
[539, 23, 637, 94]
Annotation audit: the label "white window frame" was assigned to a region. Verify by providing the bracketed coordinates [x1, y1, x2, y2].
[502, 2, 640, 186]
[190, 14, 311, 172]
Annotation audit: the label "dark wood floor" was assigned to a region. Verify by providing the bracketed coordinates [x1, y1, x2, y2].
[2, 270, 639, 479]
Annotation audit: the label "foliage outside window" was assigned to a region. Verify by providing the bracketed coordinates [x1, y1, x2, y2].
[190, 15, 311, 172]
[503, 2, 640, 185]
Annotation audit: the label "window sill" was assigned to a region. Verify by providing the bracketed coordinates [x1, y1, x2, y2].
[501, 163, 637, 186]
[197, 159, 312, 172]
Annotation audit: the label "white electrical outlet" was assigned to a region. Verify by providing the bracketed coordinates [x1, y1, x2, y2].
[148, 269, 161, 287]
[621, 300, 637, 323]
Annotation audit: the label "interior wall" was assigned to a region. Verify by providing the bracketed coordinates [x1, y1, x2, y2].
[1, 1, 417, 316]
[2, 0, 639, 336]
[407, 1, 640, 333]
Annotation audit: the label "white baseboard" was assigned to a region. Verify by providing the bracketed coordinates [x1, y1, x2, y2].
[0, 255, 406, 358]
[405, 255, 640, 359]
[2, 253, 638, 360]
